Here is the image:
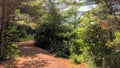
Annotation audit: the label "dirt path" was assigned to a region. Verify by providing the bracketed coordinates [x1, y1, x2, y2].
[0, 41, 86, 68]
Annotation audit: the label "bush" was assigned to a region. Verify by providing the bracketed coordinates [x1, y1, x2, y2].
[104, 31, 120, 68]
[50, 41, 70, 58]
[70, 53, 82, 64]
[3, 23, 19, 59]
[69, 22, 114, 68]
[35, 12, 71, 58]
[2, 43, 19, 59]
[104, 52, 120, 68]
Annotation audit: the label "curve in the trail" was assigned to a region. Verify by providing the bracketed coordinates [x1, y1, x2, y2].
[0, 41, 86, 68]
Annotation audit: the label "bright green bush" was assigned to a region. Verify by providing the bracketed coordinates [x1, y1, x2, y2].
[69, 11, 114, 68]
[3, 43, 19, 59]
[3, 23, 19, 59]
[70, 53, 82, 64]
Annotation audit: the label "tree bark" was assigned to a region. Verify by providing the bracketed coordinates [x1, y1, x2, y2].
[0, 0, 6, 57]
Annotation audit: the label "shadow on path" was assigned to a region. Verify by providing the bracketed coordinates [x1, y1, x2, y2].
[0, 41, 86, 68]
[0, 41, 53, 68]
[18, 41, 51, 57]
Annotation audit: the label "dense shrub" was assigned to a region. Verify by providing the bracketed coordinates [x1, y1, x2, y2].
[50, 41, 70, 58]
[104, 52, 120, 68]
[104, 31, 120, 68]
[69, 11, 114, 67]
[35, 12, 71, 57]
[2, 43, 19, 59]
[3, 22, 19, 59]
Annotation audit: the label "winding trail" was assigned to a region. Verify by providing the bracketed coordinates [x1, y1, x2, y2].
[0, 41, 86, 68]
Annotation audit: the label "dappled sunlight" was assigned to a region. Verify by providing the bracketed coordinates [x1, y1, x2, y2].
[0, 41, 82, 68]
[0, 41, 52, 68]
[18, 41, 52, 57]
[0, 0, 119, 68]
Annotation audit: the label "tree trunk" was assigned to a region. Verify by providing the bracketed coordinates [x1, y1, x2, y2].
[0, 0, 6, 58]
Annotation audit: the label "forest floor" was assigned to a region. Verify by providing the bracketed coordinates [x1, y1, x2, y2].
[0, 41, 86, 68]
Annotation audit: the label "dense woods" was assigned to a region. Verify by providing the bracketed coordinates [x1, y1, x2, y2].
[0, 0, 120, 68]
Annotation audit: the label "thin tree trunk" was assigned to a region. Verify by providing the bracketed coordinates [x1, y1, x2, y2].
[104, 0, 120, 26]
[0, 0, 6, 57]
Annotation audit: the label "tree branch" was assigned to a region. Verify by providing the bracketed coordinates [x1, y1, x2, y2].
[103, 0, 120, 26]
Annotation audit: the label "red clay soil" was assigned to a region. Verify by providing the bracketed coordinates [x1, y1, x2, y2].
[0, 41, 86, 68]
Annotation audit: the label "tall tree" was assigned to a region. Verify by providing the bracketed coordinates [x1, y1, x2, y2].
[89, 0, 120, 28]
[0, 0, 6, 58]
[0, 0, 26, 58]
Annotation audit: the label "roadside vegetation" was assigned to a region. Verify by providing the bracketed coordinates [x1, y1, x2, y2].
[0, 0, 120, 68]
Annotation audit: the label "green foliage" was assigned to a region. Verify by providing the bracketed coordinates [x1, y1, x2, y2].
[104, 52, 120, 68]
[84, 23, 112, 67]
[1, 0, 119, 68]
[104, 31, 120, 68]
[69, 10, 115, 68]
[69, 25, 90, 65]
[3, 23, 19, 59]
[107, 31, 120, 48]
[70, 53, 81, 64]
[17, 24, 31, 38]
[2, 43, 19, 59]
[50, 41, 70, 58]
[13, 9, 36, 39]
[35, 9, 71, 57]
[20, 34, 33, 41]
